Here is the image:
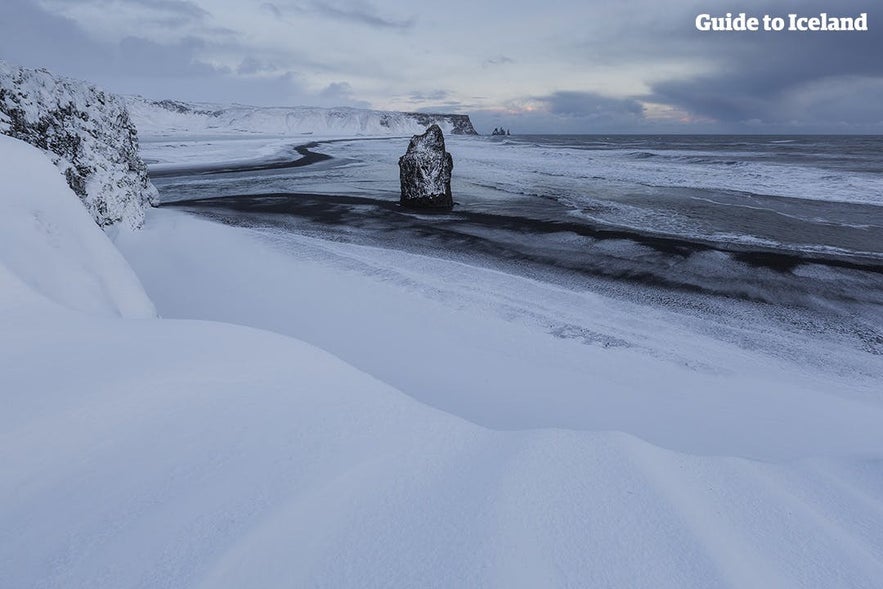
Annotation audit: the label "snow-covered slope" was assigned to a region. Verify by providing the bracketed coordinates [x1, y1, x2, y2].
[6, 310, 883, 589]
[126, 96, 478, 138]
[0, 62, 158, 229]
[2, 133, 883, 586]
[0, 134, 154, 318]
[3, 204, 880, 588]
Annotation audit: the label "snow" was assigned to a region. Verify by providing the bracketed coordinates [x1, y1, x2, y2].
[3, 130, 883, 587]
[0, 61, 158, 229]
[128, 96, 476, 181]
[116, 208, 883, 461]
[138, 134, 307, 173]
[0, 134, 154, 318]
[4, 268, 883, 588]
[126, 96, 476, 139]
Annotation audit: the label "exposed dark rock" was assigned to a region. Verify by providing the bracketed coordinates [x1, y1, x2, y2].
[0, 61, 158, 229]
[406, 112, 477, 135]
[398, 124, 454, 209]
[150, 99, 222, 117]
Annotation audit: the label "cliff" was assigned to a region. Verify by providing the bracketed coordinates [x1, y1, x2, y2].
[127, 97, 478, 137]
[0, 62, 158, 229]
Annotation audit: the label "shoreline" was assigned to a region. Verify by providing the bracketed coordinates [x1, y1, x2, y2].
[148, 134, 883, 345]
[164, 192, 883, 363]
[148, 141, 334, 178]
[165, 191, 883, 275]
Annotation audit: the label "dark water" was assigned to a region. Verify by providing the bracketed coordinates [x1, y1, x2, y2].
[504, 135, 883, 176]
[473, 135, 883, 260]
[152, 134, 883, 349]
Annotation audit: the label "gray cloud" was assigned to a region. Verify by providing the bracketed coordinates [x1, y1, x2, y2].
[539, 91, 643, 118]
[120, 0, 208, 17]
[318, 81, 371, 107]
[482, 55, 514, 68]
[0, 0, 351, 108]
[315, 2, 414, 29]
[278, 0, 414, 30]
[620, 0, 883, 130]
[237, 57, 266, 76]
[0, 0, 103, 69]
[469, 92, 650, 134]
[409, 90, 452, 102]
[35, 0, 212, 31]
[125, 0, 210, 23]
[114, 36, 220, 78]
[260, 2, 283, 19]
[415, 103, 465, 115]
[535, 0, 883, 131]
[4, 0, 882, 132]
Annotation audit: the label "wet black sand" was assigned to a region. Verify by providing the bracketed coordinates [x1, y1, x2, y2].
[166, 191, 883, 316]
[171, 192, 883, 274]
[153, 141, 883, 355]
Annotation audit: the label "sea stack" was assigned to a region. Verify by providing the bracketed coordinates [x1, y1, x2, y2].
[398, 124, 454, 209]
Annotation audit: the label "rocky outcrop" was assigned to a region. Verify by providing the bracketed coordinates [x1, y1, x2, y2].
[0, 62, 158, 229]
[398, 124, 454, 209]
[403, 112, 477, 135]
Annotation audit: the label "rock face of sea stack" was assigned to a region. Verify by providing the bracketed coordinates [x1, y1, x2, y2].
[398, 124, 454, 209]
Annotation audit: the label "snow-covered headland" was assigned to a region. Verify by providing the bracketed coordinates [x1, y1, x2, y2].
[126, 95, 477, 178]
[2, 65, 883, 588]
[0, 62, 157, 229]
[126, 95, 478, 138]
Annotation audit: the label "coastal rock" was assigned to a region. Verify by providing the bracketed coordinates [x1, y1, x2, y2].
[403, 112, 477, 135]
[0, 61, 158, 229]
[398, 124, 454, 209]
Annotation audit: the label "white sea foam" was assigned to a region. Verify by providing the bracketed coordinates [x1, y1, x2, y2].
[302, 136, 882, 207]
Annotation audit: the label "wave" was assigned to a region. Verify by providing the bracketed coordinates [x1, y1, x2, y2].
[448, 138, 883, 207]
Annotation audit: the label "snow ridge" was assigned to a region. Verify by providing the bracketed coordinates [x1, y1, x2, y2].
[0, 62, 158, 229]
[0, 134, 155, 318]
[126, 96, 478, 138]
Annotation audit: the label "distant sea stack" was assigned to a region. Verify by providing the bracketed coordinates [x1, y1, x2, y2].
[0, 62, 158, 229]
[398, 124, 454, 209]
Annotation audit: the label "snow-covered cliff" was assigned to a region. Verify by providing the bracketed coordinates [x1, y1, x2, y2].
[0, 62, 158, 229]
[127, 96, 478, 138]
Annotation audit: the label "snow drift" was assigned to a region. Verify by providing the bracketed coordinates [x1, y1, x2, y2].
[0, 61, 158, 229]
[2, 129, 883, 587]
[0, 134, 154, 318]
[126, 96, 478, 138]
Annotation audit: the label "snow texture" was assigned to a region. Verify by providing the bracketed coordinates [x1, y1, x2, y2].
[3, 117, 883, 588]
[0, 61, 158, 229]
[1, 200, 880, 588]
[399, 124, 454, 208]
[0, 134, 154, 317]
[126, 95, 478, 138]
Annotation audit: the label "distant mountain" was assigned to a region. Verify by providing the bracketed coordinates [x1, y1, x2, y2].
[126, 97, 478, 137]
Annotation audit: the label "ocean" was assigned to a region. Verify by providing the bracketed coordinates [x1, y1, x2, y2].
[477, 134, 882, 256]
[152, 134, 883, 346]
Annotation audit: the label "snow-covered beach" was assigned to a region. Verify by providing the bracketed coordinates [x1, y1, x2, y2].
[3, 96, 883, 587]
[4, 0, 883, 581]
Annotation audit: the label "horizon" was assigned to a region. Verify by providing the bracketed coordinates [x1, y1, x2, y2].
[2, 0, 880, 134]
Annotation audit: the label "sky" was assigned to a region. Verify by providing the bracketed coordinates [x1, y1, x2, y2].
[1, 0, 881, 133]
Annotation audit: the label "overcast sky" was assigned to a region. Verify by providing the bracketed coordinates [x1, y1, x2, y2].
[2, 0, 880, 133]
